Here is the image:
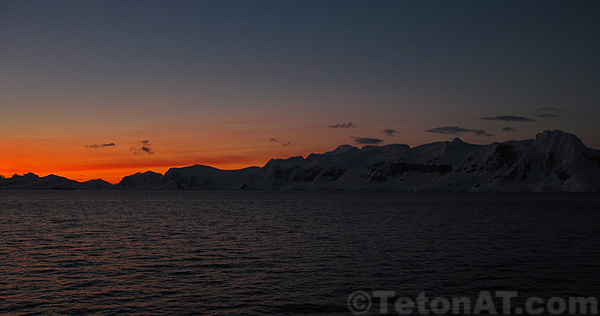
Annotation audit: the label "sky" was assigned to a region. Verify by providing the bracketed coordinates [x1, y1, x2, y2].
[1, 0, 599, 183]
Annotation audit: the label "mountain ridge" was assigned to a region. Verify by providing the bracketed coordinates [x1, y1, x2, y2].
[2, 130, 600, 191]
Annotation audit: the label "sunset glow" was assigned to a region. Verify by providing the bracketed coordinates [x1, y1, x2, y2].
[1, 1, 599, 183]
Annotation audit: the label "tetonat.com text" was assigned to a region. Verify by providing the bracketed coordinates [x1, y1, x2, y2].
[347, 290, 598, 315]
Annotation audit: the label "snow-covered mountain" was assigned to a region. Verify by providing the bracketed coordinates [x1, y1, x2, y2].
[2, 130, 599, 191]
[114, 130, 600, 192]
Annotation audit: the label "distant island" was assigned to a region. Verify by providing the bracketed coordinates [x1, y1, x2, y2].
[2, 130, 600, 192]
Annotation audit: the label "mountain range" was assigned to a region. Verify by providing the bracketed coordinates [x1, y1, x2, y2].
[2, 130, 600, 192]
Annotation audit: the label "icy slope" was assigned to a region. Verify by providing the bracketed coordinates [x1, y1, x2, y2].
[112, 130, 600, 192]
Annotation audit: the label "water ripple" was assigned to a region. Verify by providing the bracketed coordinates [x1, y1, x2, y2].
[1, 191, 599, 315]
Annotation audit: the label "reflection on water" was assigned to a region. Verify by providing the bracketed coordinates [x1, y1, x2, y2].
[1, 191, 599, 315]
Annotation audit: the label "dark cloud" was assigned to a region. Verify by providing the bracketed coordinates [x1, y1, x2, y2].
[383, 129, 399, 136]
[352, 137, 383, 145]
[426, 126, 494, 137]
[130, 140, 154, 155]
[501, 127, 517, 133]
[85, 143, 116, 149]
[330, 122, 356, 128]
[268, 138, 292, 146]
[481, 115, 536, 122]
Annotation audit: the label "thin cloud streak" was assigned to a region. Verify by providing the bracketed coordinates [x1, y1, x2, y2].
[85, 143, 116, 149]
[268, 138, 292, 146]
[330, 122, 356, 128]
[426, 126, 494, 137]
[352, 137, 383, 145]
[481, 115, 536, 122]
[501, 127, 517, 133]
[383, 129, 399, 136]
[130, 140, 154, 155]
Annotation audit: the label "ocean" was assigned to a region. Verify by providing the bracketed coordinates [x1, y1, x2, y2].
[1, 191, 599, 315]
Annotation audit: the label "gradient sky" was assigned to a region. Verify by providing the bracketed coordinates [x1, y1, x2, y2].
[1, 0, 599, 183]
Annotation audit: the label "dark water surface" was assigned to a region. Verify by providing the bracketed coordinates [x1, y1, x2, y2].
[1, 191, 599, 315]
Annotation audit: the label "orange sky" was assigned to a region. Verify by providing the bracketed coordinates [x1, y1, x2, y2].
[2, 1, 599, 183]
[2, 113, 594, 184]
[0, 116, 358, 183]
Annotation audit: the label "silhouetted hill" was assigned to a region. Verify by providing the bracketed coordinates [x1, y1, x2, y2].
[0, 173, 112, 190]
